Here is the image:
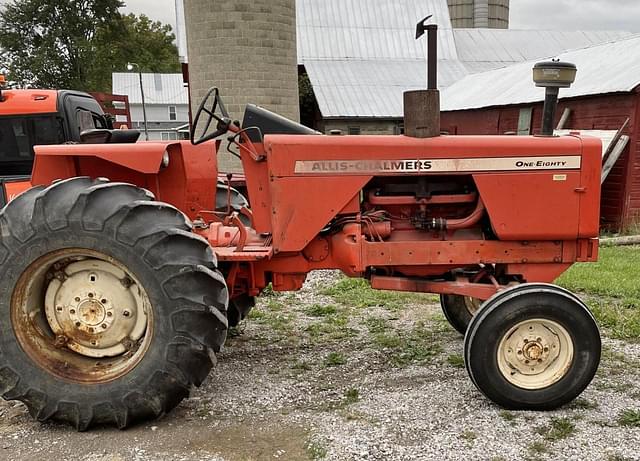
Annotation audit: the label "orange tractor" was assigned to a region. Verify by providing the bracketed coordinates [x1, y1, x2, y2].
[0, 25, 602, 430]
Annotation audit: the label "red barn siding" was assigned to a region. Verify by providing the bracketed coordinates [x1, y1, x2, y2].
[441, 90, 640, 232]
[622, 90, 640, 230]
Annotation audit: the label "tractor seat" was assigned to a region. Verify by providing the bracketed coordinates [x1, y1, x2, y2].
[80, 129, 141, 144]
[242, 104, 319, 142]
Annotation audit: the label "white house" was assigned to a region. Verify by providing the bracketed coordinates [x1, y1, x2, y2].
[112, 73, 189, 141]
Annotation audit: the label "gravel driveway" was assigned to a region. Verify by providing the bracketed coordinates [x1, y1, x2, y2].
[0, 271, 639, 461]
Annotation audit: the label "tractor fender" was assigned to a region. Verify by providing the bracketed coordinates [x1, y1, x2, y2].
[31, 142, 177, 186]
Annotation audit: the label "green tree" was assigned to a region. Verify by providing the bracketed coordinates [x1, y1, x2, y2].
[0, 1, 180, 92]
[89, 13, 181, 92]
[0, 0, 123, 90]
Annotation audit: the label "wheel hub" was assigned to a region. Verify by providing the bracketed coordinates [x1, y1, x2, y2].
[45, 260, 148, 359]
[497, 319, 574, 390]
[75, 299, 109, 327]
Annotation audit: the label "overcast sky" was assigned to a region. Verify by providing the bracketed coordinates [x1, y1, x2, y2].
[121, 0, 640, 33]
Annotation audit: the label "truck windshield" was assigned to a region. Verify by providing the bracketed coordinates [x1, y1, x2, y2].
[0, 115, 64, 175]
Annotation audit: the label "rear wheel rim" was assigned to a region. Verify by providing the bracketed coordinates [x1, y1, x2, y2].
[11, 248, 154, 384]
[496, 318, 573, 390]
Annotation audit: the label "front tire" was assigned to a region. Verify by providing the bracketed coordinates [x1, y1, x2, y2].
[0, 178, 228, 430]
[440, 295, 481, 334]
[227, 294, 256, 327]
[464, 284, 600, 410]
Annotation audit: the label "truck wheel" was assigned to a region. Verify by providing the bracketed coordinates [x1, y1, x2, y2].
[227, 294, 256, 327]
[440, 295, 481, 334]
[464, 284, 600, 410]
[0, 177, 228, 430]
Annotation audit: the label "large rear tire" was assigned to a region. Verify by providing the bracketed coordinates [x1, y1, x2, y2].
[464, 284, 600, 410]
[0, 178, 228, 430]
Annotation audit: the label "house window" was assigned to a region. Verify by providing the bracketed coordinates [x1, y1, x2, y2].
[168, 106, 177, 121]
[348, 126, 361, 135]
[161, 132, 178, 141]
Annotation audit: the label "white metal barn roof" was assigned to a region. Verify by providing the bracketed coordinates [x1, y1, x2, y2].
[441, 34, 640, 112]
[454, 29, 631, 74]
[297, 0, 457, 61]
[304, 59, 468, 118]
[297, 0, 459, 119]
[296, 0, 632, 118]
[173, 0, 634, 119]
[112, 73, 188, 105]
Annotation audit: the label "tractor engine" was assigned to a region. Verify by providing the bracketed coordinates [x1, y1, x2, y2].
[362, 176, 483, 238]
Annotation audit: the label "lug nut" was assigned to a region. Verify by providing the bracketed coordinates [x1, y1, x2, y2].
[88, 293, 94, 298]
[101, 299, 107, 304]
[107, 312, 113, 317]
[101, 323, 107, 329]
[70, 309, 76, 314]
[56, 306, 63, 312]
[121, 277, 133, 288]
[123, 310, 130, 317]
[75, 297, 81, 302]
[75, 321, 81, 327]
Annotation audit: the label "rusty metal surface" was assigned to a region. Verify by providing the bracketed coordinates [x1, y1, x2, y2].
[11, 248, 154, 384]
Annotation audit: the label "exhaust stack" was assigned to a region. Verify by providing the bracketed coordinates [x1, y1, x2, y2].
[404, 17, 440, 138]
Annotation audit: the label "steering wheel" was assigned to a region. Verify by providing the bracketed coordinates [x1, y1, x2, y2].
[191, 87, 232, 145]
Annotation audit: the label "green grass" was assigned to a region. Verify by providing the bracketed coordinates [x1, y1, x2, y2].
[446, 354, 465, 368]
[499, 410, 516, 422]
[535, 417, 577, 442]
[321, 278, 435, 310]
[371, 322, 442, 367]
[557, 246, 640, 302]
[528, 440, 550, 455]
[589, 299, 640, 340]
[618, 409, 640, 427]
[305, 313, 356, 341]
[324, 352, 347, 367]
[306, 440, 328, 460]
[570, 397, 599, 410]
[365, 316, 389, 334]
[305, 304, 339, 317]
[343, 388, 360, 405]
[556, 246, 640, 340]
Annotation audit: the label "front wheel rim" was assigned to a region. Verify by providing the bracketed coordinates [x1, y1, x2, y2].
[464, 297, 482, 315]
[11, 248, 154, 384]
[497, 318, 574, 390]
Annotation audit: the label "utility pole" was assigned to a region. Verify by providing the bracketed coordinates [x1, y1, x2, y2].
[127, 63, 149, 141]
